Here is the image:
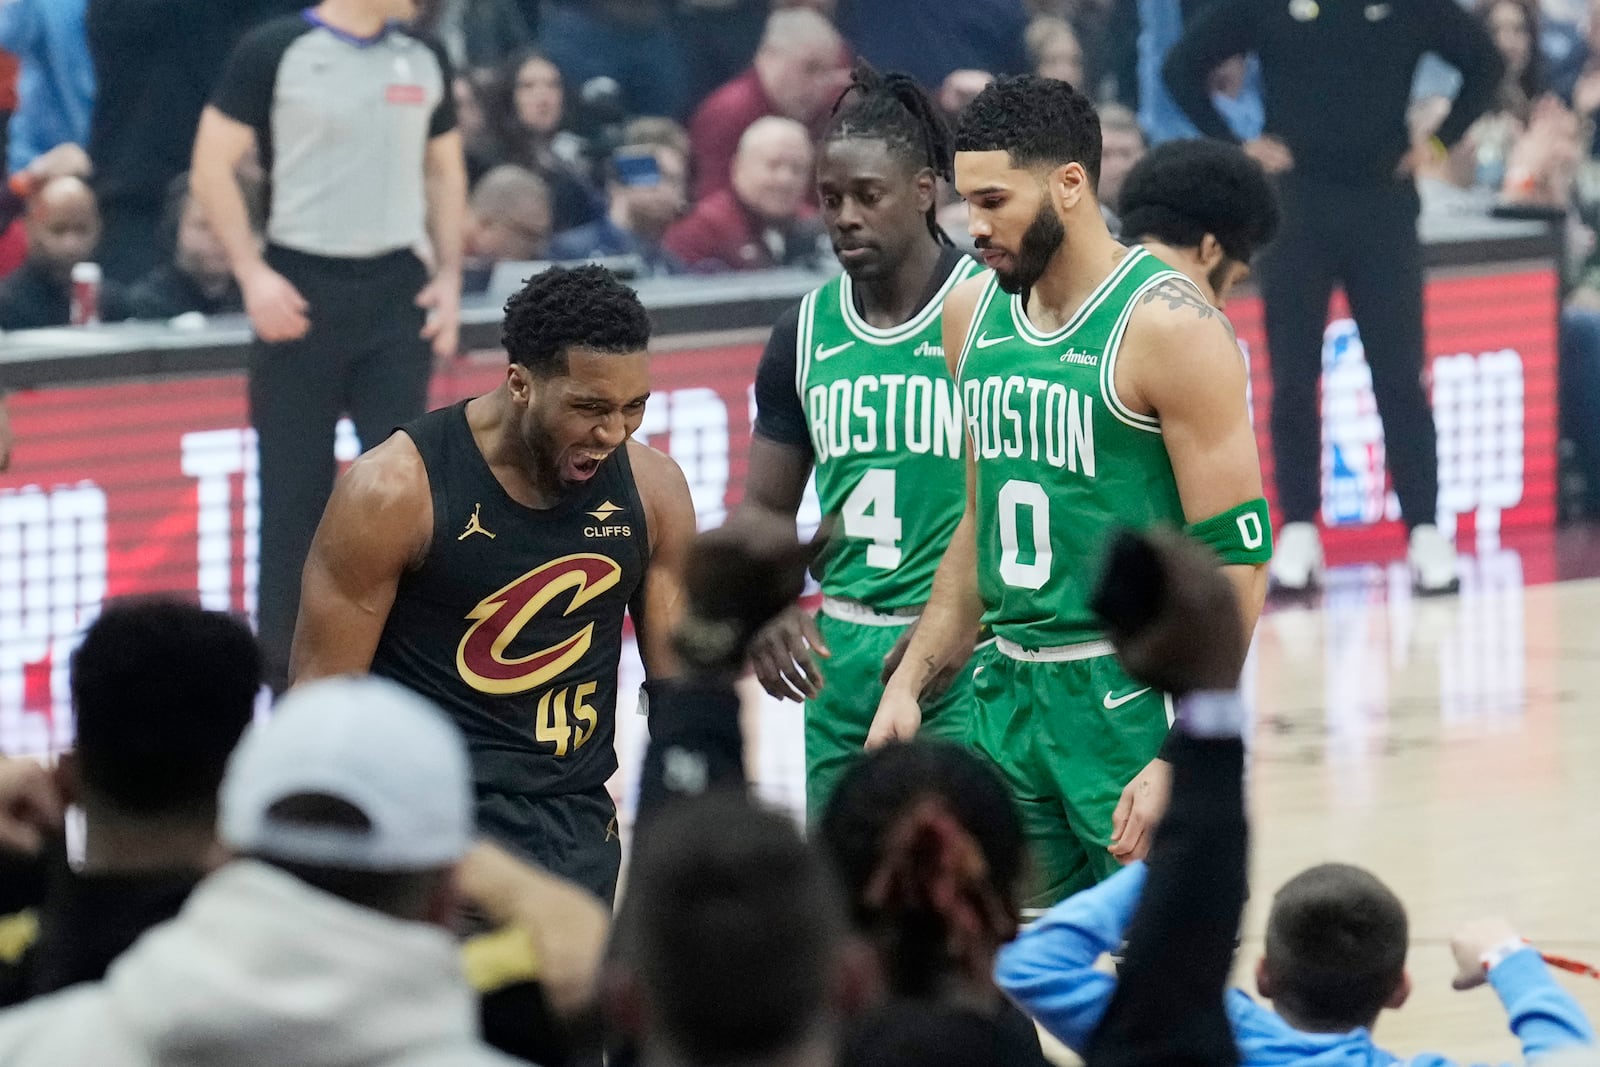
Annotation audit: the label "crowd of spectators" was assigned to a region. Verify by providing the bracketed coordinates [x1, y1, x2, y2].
[0, 0, 1599, 510]
[0, 517, 1592, 1067]
[1, 0, 1599, 301]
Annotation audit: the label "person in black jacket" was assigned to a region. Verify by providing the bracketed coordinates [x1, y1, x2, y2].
[84, 0, 300, 284]
[1082, 528, 1252, 1067]
[0, 600, 260, 1007]
[1163, 0, 1503, 596]
[0, 174, 123, 330]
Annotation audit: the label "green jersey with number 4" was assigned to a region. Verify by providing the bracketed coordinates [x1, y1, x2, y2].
[796, 255, 985, 609]
[957, 246, 1213, 648]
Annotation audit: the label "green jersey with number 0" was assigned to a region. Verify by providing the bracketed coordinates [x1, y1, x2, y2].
[796, 255, 985, 609]
[956, 246, 1194, 648]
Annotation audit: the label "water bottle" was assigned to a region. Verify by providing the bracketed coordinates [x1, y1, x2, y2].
[70, 262, 102, 326]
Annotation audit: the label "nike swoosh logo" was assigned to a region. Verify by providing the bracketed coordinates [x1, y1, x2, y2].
[815, 341, 855, 361]
[1103, 687, 1152, 710]
[975, 333, 1014, 349]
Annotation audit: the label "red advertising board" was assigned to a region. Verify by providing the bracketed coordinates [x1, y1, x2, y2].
[0, 264, 1560, 752]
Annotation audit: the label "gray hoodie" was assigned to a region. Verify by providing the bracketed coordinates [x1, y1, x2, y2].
[0, 860, 526, 1067]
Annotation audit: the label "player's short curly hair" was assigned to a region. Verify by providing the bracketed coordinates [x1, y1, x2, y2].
[1118, 138, 1281, 264]
[501, 264, 651, 375]
[953, 74, 1101, 188]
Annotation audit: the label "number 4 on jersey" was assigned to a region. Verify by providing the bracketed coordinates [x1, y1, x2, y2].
[841, 468, 903, 569]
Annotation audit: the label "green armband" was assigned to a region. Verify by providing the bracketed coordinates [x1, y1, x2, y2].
[1185, 498, 1272, 565]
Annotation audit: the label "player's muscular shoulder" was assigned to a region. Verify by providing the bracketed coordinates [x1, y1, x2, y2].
[627, 438, 696, 556]
[941, 274, 990, 376]
[329, 433, 434, 567]
[1119, 276, 1244, 414]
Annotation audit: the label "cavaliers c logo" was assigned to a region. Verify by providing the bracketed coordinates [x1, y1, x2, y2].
[456, 553, 622, 695]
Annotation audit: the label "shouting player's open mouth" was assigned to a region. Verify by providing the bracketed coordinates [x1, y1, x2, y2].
[563, 449, 611, 482]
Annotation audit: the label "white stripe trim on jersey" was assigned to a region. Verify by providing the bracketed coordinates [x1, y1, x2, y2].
[794, 289, 817, 401]
[954, 272, 1004, 383]
[838, 257, 981, 344]
[995, 636, 1114, 662]
[1099, 274, 1166, 433]
[1008, 246, 1149, 346]
[820, 596, 921, 627]
[1098, 270, 1198, 436]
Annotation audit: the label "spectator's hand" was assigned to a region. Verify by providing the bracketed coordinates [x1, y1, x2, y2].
[1450, 916, 1523, 991]
[749, 604, 829, 702]
[1504, 96, 1581, 203]
[417, 273, 461, 359]
[456, 841, 610, 1017]
[674, 512, 829, 676]
[1108, 756, 1171, 862]
[939, 69, 995, 117]
[240, 262, 310, 342]
[0, 397, 14, 472]
[1244, 136, 1293, 174]
[1575, 68, 1600, 118]
[1396, 136, 1447, 178]
[865, 684, 921, 750]
[26, 143, 90, 183]
[1094, 529, 1247, 696]
[0, 757, 64, 854]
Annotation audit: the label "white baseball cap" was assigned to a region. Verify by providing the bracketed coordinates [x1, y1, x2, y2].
[219, 675, 474, 871]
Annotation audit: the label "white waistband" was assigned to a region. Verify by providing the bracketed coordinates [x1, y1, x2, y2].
[819, 597, 920, 627]
[994, 636, 1114, 662]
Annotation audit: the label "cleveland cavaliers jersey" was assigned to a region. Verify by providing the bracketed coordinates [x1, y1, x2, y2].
[370, 400, 649, 800]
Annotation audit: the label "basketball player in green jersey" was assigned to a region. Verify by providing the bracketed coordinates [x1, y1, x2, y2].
[742, 65, 985, 823]
[871, 76, 1273, 909]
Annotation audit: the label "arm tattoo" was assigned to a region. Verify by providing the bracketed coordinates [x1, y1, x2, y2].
[1140, 279, 1218, 321]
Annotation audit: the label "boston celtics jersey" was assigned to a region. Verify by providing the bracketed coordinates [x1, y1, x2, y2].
[795, 254, 985, 609]
[956, 246, 1190, 648]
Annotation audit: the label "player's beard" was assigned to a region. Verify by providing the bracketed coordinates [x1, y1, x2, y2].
[993, 202, 1066, 295]
[1205, 256, 1236, 305]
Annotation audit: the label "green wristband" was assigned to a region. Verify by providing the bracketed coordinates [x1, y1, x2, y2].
[1185, 498, 1273, 565]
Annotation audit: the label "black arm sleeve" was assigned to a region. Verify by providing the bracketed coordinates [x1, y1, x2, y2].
[633, 678, 747, 845]
[1161, 0, 1260, 143]
[210, 19, 302, 135]
[1422, 0, 1506, 148]
[1086, 731, 1248, 1067]
[409, 30, 459, 138]
[751, 303, 814, 458]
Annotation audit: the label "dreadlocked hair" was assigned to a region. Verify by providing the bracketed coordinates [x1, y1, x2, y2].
[819, 741, 1024, 998]
[824, 62, 955, 246]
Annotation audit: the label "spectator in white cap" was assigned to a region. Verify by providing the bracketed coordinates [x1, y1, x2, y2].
[0, 675, 523, 1067]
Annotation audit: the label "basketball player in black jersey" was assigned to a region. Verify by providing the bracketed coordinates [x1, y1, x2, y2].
[290, 265, 697, 904]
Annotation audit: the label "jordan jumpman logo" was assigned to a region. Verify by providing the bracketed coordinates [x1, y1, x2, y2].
[458, 503, 496, 541]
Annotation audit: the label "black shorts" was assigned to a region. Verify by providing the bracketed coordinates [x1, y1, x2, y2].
[475, 785, 621, 905]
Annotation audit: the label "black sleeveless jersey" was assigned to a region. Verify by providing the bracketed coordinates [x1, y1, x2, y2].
[370, 400, 649, 799]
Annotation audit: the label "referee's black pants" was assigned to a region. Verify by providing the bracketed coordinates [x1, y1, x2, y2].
[1257, 174, 1438, 529]
[251, 245, 432, 692]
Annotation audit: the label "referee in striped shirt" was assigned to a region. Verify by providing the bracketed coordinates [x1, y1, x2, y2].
[192, 0, 466, 692]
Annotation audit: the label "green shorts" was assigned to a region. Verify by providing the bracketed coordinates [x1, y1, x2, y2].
[804, 608, 975, 825]
[968, 639, 1171, 910]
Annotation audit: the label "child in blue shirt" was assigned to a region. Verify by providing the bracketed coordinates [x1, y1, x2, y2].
[998, 857, 1595, 1067]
